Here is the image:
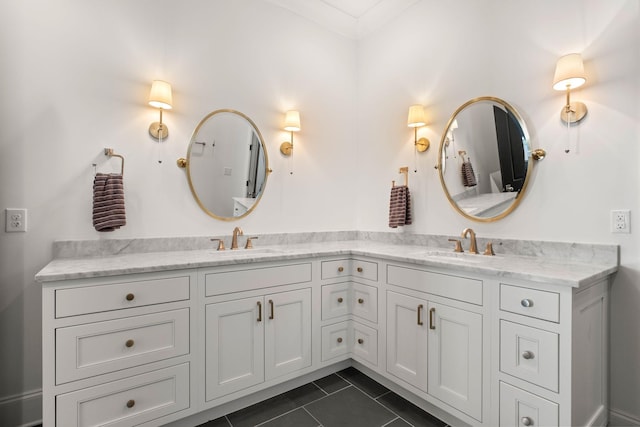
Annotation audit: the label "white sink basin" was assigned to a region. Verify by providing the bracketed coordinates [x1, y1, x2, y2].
[211, 248, 283, 257]
[409, 250, 485, 263]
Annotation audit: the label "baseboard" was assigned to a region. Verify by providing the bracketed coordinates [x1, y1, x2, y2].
[609, 407, 640, 427]
[0, 389, 42, 427]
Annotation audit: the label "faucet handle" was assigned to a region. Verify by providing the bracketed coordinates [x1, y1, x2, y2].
[483, 242, 495, 256]
[211, 238, 225, 251]
[245, 237, 259, 249]
[448, 238, 464, 253]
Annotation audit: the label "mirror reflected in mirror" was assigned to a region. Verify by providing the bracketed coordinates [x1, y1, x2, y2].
[184, 109, 269, 221]
[438, 97, 540, 222]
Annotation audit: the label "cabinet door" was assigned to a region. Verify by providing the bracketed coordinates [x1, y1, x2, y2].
[264, 288, 312, 380]
[205, 297, 264, 401]
[386, 291, 428, 392]
[427, 302, 482, 421]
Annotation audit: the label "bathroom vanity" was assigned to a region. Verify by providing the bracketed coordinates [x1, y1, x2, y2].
[36, 234, 618, 427]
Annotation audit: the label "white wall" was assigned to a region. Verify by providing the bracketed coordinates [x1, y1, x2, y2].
[1, 0, 639, 425]
[356, 0, 640, 423]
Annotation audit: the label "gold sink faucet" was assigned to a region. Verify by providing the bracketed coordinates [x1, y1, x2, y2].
[231, 227, 244, 250]
[461, 228, 478, 254]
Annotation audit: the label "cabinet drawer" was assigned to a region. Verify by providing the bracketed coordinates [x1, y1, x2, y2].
[352, 282, 378, 323]
[321, 283, 350, 320]
[55, 275, 190, 318]
[387, 265, 482, 305]
[56, 363, 190, 427]
[353, 322, 378, 366]
[500, 284, 560, 323]
[499, 381, 558, 427]
[205, 263, 311, 296]
[500, 321, 559, 392]
[56, 309, 190, 384]
[321, 322, 350, 362]
[321, 259, 378, 282]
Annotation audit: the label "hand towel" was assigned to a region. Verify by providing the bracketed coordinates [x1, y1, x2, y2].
[92, 173, 126, 232]
[462, 159, 477, 187]
[388, 185, 412, 228]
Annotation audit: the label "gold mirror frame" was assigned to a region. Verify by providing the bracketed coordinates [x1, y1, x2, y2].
[437, 96, 544, 223]
[179, 109, 270, 221]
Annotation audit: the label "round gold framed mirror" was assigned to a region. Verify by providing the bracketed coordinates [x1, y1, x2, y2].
[179, 109, 270, 221]
[437, 97, 544, 222]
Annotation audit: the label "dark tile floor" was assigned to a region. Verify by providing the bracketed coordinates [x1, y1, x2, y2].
[198, 367, 450, 427]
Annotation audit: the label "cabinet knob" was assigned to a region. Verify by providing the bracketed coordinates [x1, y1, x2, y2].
[338, 266, 344, 272]
[126, 399, 135, 409]
[521, 416, 533, 426]
[357, 338, 364, 344]
[358, 298, 364, 304]
[357, 267, 363, 273]
[521, 299, 533, 308]
[337, 297, 343, 303]
[522, 351, 534, 360]
[337, 337, 343, 343]
[126, 293, 135, 301]
[125, 339, 135, 348]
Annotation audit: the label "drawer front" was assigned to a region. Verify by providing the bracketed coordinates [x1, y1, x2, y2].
[500, 321, 559, 392]
[352, 322, 378, 366]
[205, 263, 312, 296]
[387, 265, 482, 305]
[321, 322, 350, 362]
[56, 309, 190, 384]
[321, 259, 378, 282]
[321, 283, 350, 320]
[57, 363, 190, 427]
[499, 381, 558, 427]
[352, 282, 378, 323]
[55, 275, 190, 318]
[500, 284, 560, 323]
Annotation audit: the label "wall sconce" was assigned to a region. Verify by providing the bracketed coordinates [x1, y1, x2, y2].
[553, 53, 587, 124]
[279, 110, 301, 156]
[407, 105, 430, 152]
[148, 80, 173, 140]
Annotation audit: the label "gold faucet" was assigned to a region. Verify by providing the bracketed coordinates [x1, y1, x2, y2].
[231, 227, 244, 250]
[461, 228, 478, 254]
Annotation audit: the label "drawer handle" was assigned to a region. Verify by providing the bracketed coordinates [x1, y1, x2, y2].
[417, 304, 424, 325]
[337, 337, 343, 343]
[269, 299, 274, 320]
[338, 297, 344, 303]
[357, 267, 363, 273]
[521, 299, 534, 308]
[429, 307, 436, 330]
[521, 416, 533, 426]
[522, 351, 535, 360]
[257, 301, 262, 322]
[125, 339, 135, 348]
[358, 298, 364, 304]
[358, 338, 364, 344]
[125, 293, 135, 302]
[126, 399, 135, 409]
[338, 266, 344, 272]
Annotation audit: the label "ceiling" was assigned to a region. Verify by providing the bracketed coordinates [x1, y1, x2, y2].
[264, 0, 420, 39]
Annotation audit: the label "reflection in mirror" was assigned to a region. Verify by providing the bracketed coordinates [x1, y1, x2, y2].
[438, 97, 535, 222]
[186, 109, 269, 221]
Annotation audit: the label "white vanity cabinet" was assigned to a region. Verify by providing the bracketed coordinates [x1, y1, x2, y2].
[41, 270, 197, 427]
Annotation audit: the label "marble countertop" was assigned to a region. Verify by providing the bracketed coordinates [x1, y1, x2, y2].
[35, 238, 619, 288]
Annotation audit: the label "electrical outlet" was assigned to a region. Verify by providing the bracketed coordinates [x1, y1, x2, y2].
[611, 209, 630, 234]
[5, 208, 27, 232]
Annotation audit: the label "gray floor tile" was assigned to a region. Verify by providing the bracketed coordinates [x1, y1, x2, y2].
[383, 418, 412, 427]
[197, 417, 231, 427]
[306, 385, 396, 427]
[313, 373, 350, 394]
[377, 392, 447, 427]
[258, 408, 320, 427]
[337, 367, 390, 398]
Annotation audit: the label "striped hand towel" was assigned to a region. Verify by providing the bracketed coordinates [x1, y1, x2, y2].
[462, 159, 477, 187]
[93, 173, 126, 232]
[388, 185, 412, 228]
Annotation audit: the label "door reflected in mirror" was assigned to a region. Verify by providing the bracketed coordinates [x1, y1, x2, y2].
[186, 109, 269, 221]
[438, 97, 536, 222]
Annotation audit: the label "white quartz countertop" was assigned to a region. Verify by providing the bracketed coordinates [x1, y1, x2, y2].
[35, 239, 618, 288]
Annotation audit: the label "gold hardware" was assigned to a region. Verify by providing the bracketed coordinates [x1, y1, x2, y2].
[483, 242, 495, 256]
[532, 149, 546, 161]
[358, 298, 364, 304]
[521, 417, 533, 426]
[126, 399, 135, 409]
[358, 338, 364, 344]
[269, 299, 274, 320]
[337, 297, 343, 303]
[461, 228, 478, 254]
[176, 157, 187, 168]
[521, 299, 534, 308]
[257, 301, 262, 322]
[231, 227, 243, 250]
[417, 304, 424, 325]
[104, 148, 125, 175]
[357, 267, 363, 273]
[337, 337, 343, 343]
[245, 237, 258, 249]
[429, 307, 436, 330]
[392, 166, 409, 188]
[126, 293, 135, 301]
[125, 339, 134, 348]
[211, 238, 225, 251]
[522, 351, 534, 360]
[338, 266, 344, 272]
[448, 238, 463, 253]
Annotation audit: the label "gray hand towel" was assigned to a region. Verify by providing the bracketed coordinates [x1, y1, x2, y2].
[388, 185, 412, 228]
[93, 173, 126, 232]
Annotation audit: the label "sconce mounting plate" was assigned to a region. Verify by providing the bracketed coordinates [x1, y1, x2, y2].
[280, 141, 293, 156]
[149, 122, 169, 140]
[415, 137, 430, 152]
[560, 102, 587, 124]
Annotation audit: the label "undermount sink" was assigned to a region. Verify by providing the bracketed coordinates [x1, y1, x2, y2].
[409, 250, 485, 263]
[211, 248, 283, 256]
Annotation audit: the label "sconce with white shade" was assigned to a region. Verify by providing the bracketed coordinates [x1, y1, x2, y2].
[279, 110, 301, 156]
[407, 105, 430, 152]
[553, 53, 587, 124]
[148, 80, 173, 140]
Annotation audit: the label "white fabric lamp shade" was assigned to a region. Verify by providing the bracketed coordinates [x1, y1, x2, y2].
[553, 54, 586, 91]
[148, 80, 173, 109]
[284, 110, 301, 132]
[407, 105, 426, 127]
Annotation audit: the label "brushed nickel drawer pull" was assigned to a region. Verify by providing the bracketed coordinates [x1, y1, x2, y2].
[522, 351, 534, 360]
[338, 266, 344, 272]
[417, 304, 424, 325]
[125, 339, 134, 348]
[337, 337, 343, 343]
[126, 399, 135, 409]
[257, 301, 262, 322]
[126, 293, 135, 301]
[358, 298, 364, 304]
[521, 299, 533, 308]
[429, 308, 436, 330]
[269, 299, 274, 319]
[338, 297, 343, 303]
[357, 267, 363, 273]
[358, 338, 364, 344]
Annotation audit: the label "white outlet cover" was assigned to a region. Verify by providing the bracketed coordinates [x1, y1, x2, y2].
[611, 209, 630, 234]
